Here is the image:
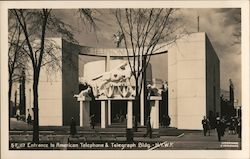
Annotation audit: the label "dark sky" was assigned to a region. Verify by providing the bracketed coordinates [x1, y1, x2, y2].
[54, 8, 241, 105]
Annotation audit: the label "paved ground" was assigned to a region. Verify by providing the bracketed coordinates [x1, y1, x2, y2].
[9, 118, 241, 150]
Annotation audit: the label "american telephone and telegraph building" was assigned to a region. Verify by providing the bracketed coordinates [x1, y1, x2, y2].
[20, 32, 220, 130]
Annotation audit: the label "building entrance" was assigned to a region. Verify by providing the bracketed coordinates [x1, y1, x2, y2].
[89, 100, 128, 126]
[90, 100, 101, 124]
[111, 101, 127, 125]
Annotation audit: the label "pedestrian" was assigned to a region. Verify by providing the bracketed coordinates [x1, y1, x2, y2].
[207, 118, 211, 136]
[216, 117, 224, 141]
[16, 108, 20, 120]
[166, 115, 171, 127]
[202, 116, 209, 136]
[229, 117, 234, 135]
[233, 117, 238, 135]
[237, 118, 241, 138]
[209, 115, 216, 130]
[114, 113, 119, 122]
[221, 117, 226, 136]
[120, 114, 125, 123]
[90, 114, 96, 129]
[144, 116, 152, 138]
[161, 115, 167, 128]
[70, 117, 77, 136]
[27, 113, 32, 125]
[132, 116, 136, 129]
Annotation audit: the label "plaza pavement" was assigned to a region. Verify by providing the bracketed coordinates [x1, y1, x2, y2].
[9, 118, 241, 150]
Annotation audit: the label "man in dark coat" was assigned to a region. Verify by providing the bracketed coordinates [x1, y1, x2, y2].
[161, 115, 167, 128]
[90, 114, 96, 129]
[27, 113, 32, 125]
[202, 116, 209, 136]
[216, 117, 224, 141]
[166, 115, 171, 127]
[237, 118, 241, 138]
[70, 117, 77, 136]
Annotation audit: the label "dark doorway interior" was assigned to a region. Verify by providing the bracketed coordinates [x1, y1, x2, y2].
[89, 100, 128, 125]
[90, 100, 101, 123]
[111, 100, 127, 124]
[160, 90, 168, 123]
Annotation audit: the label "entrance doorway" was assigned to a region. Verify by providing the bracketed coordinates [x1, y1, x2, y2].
[111, 101, 127, 125]
[90, 100, 101, 123]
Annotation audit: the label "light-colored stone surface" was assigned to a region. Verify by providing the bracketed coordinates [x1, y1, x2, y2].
[25, 38, 63, 126]
[168, 33, 220, 130]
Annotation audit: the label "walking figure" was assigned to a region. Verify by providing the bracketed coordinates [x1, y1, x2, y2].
[90, 114, 96, 129]
[221, 117, 226, 136]
[237, 118, 241, 138]
[27, 113, 32, 125]
[70, 117, 77, 136]
[215, 117, 224, 141]
[233, 117, 238, 135]
[207, 118, 211, 136]
[16, 109, 20, 120]
[202, 116, 209, 136]
[161, 115, 167, 128]
[166, 115, 171, 127]
[144, 116, 152, 138]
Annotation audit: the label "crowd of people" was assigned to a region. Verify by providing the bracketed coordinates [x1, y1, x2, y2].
[202, 115, 241, 141]
[69, 112, 241, 141]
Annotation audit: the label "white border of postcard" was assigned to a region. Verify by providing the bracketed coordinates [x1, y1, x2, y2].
[1, 1, 249, 159]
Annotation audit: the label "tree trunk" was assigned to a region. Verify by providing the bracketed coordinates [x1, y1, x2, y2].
[32, 70, 39, 143]
[9, 79, 13, 128]
[134, 80, 140, 132]
[134, 95, 140, 132]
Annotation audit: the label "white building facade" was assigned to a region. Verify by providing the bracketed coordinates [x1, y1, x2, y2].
[17, 32, 220, 130]
[168, 33, 220, 129]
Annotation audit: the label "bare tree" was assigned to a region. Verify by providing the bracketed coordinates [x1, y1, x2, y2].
[78, 9, 98, 31]
[10, 8, 97, 143]
[10, 9, 77, 143]
[8, 11, 28, 123]
[11, 9, 52, 143]
[114, 8, 182, 130]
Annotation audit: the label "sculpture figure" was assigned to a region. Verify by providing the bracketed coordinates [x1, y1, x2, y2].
[146, 78, 161, 96]
[86, 61, 135, 98]
[73, 86, 92, 99]
[73, 78, 92, 99]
